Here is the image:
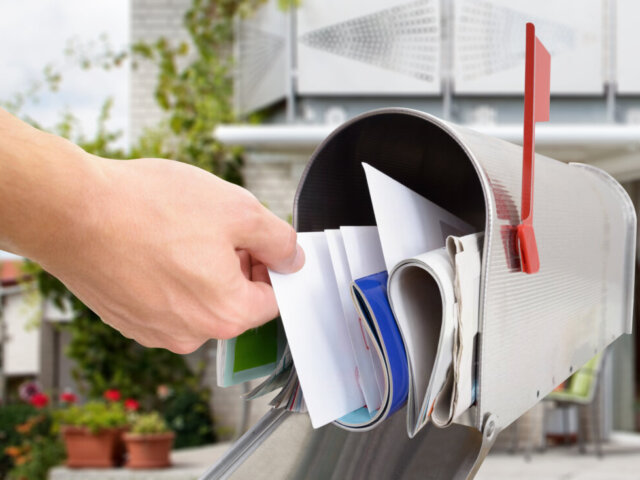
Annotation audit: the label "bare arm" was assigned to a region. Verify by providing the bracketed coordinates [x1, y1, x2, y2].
[0, 108, 303, 353]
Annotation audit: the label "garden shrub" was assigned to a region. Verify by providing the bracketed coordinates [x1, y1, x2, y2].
[161, 386, 215, 449]
[0, 404, 37, 478]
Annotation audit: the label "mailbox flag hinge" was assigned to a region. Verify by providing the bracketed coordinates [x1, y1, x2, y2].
[517, 22, 550, 274]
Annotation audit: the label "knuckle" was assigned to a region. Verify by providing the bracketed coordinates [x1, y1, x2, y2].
[167, 339, 202, 355]
[215, 323, 246, 340]
[215, 298, 252, 336]
[228, 308, 252, 332]
[245, 198, 264, 228]
[229, 195, 262, 236]
[283, 225, 297, 257]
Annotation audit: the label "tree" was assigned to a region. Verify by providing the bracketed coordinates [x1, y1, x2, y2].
[3, 0, 279, 445]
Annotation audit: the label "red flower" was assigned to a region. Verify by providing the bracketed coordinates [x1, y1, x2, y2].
[103, 389, 121, 402]
[124, 398, 140, 412]
[60, 391, 77, 404]
[29, 393, 49, 409]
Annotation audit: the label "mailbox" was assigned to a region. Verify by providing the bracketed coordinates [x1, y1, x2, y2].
[204, 108, 636, 479]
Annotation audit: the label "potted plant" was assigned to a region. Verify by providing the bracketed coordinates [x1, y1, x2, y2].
[56, 400, 129, 468]
[124, 412, 175, 469]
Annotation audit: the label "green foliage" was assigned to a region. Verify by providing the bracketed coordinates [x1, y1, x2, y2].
[54, 401, 128, 434]
[9, 0, 283, 456]
[69, 310, 197, 409]
[7, 438, 65, 480]
[74, 99, 126, 159]
[161, 387, 215, 449]
[21, 260, 196, 410]
[3, 411, 64, 480]
[0, 405, 37, 478]
[0, 59, 62, 123]
[128, 0, 264, 184]
[129, 412, 170, 435]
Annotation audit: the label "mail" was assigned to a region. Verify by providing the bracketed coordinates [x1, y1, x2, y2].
[217, 163, 484, 436]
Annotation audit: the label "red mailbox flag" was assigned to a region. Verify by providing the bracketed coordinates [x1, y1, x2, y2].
[517, 22, 550, 274]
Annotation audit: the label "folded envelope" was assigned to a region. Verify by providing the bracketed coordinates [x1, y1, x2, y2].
[388, 248, 456, 437]
[388, 232, 483, 437]
[432, 232, 483, 428]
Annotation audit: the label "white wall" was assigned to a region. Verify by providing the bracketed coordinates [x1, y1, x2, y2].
[2, 290, 41, 376]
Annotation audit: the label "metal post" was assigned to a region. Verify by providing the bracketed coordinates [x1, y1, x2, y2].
[605, 0, 617, 123]
[285, 1, 297, 123]
[235, 382, 251, 440]
[440, 0, 454, 121]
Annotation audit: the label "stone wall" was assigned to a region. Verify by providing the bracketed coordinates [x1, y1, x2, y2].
[129, 0, 193, 142]
[130, 1, 306, 438]
[242, 153, 308, 221]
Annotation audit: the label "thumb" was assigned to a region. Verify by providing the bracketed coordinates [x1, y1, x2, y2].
[234, 203, 305, 274]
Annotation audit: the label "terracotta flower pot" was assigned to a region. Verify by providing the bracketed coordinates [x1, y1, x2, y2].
[62, 426, 126, 468]
[124, 431, 175, 469]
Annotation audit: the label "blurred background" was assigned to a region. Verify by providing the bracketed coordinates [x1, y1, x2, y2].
[1, 0, 640, 478]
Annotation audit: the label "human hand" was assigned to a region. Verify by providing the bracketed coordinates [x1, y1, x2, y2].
[35, 156, 304, 353]
[0, 110, 294, 353]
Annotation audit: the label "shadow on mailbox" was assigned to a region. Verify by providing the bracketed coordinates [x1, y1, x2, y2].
[204, 108, 636, 480]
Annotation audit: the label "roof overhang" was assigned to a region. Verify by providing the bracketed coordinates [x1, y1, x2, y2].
[215, 123, 640, 183]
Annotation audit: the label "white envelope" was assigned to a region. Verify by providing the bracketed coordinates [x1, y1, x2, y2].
[362, 163, 474, 272]
[268, 232, 365, 428]
[326, 229, 383, 412]
[340, 226, 386, 279]
[340, 226, 387, 403]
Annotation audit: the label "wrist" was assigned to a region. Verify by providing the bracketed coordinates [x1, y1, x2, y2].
[0, 123, 106, 267]
[34, 148, 109, 272]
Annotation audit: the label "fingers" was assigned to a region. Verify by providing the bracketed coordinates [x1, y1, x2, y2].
[233, 276, 279, 331]
[236, 249, 271, 284]
[234, 202, 305, 274]
[237, 249, 251, 279]
[251, 262, 270, 284]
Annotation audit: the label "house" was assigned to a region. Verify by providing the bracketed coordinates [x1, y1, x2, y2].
[127, 0, 640, 437]
[0, 252, 79, 405]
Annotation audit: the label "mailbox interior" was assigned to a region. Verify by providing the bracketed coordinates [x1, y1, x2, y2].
[295, 110, 486, 233]
[294, 109, 487, 429]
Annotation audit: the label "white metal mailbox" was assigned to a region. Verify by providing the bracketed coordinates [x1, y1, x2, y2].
[204, 108, 636, 479]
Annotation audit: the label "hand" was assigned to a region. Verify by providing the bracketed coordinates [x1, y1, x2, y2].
[39, 156, 305, 353]
[0, 110, 299, 353]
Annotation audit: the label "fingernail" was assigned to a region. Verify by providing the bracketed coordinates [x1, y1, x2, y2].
[292, 243, 305, 271]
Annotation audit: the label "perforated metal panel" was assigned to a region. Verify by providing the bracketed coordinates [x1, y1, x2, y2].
[616, 0, 640, 94]
[453, 0, 604, 94]
[297, 0, 441, 94]
[234, 0, 287, 115]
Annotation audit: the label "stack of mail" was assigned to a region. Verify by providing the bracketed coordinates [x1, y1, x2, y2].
[217, 164, 483, 437]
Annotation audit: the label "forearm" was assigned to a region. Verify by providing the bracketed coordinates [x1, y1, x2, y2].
[0, 107, 303, 351]
[0, 108, 102, 264]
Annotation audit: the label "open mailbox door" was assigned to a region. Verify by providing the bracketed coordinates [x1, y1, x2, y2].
[203, 107, 636, 480]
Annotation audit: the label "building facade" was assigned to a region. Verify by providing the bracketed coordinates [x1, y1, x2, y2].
[130, 0, 640, 436]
